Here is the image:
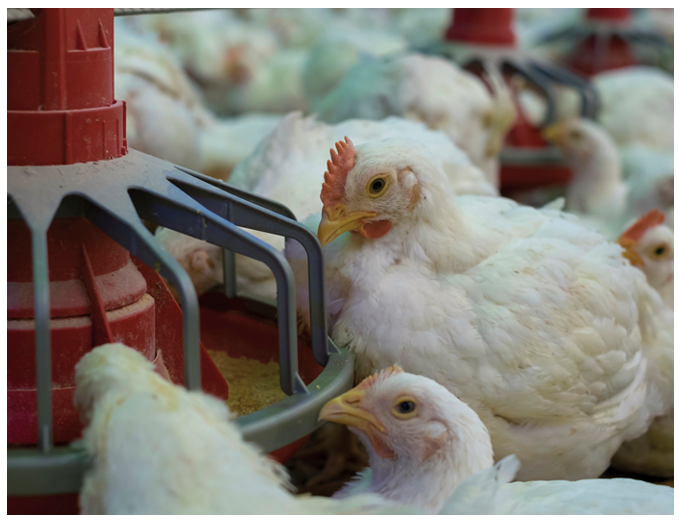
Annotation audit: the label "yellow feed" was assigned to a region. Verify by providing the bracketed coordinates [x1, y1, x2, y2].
[208, 350, 287, 416]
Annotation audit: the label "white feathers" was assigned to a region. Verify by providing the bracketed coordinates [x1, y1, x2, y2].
[306, 140, 673, 480]
[74, 344, 420, 515]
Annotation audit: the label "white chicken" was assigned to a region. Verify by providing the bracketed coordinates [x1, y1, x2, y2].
[286, 136, 673, 481]
[612, 210, 674, 478]
[122, 10, 282, 116]
[198, 113, 284, 181]
[157, 113, 496, 299]
[115, 23, 283, 180]
[617, 210, 674, 310]
[311, 53, 516, 188]
[302, 27, 407, 104]
[320, 366, 674, 514]
[541, 117, 628, 221]
[114, 24, 212, 170]
[542, 117, 674, 239]
[73, 343, 419, 515]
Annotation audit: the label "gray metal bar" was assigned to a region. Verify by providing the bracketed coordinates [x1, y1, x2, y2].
[175, 166, 298, 220]
[82, 199, 202, 390]
[530, 61, 600, 120]
[32, 226, 53, 454]
[168, 176, 334, 365]
[222, 249, 238, 298]
[128, 186, 307, 396]
[501, 60, 556, 126]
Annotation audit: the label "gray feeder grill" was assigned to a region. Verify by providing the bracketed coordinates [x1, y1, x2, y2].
[7, 8, 351, 512]
[416, 8, 600, 192]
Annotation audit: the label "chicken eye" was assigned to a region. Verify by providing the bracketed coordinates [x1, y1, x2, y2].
[398, 400, 415, 414]
[570, 130, 583, 141]
[649, 243, 671, 259]
[392, 398, 418, 418]
[367, 176, 389, 197]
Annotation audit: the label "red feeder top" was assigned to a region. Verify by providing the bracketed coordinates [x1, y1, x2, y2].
[8, 8, 127, 166]
[445, 8, 516, 47]
[587, 8, 632, 23]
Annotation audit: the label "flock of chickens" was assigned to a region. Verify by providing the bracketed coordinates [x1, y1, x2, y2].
[73, 8, 674, 515]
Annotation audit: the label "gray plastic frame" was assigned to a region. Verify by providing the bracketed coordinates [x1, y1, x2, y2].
[7, 149, 351, 496]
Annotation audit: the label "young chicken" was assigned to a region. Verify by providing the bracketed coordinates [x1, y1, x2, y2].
[311, 53, 516, 188]
[613, 210, 674, 478]
[73, 343, 420, 515]
[287, 136, 673, 481]
[542, 118, 673, 239]
[618, 210, 674, 309]
[156, 113, 495, 299]
[114, 24, 212, 170]
[542, 117, 628, 220]
[320, 366, 674, 514]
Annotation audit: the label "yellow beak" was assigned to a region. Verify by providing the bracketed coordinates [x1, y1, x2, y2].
[541, 122, 568, 146]
[618, 237, 644, 267]
[317, 206, 376, 246]
[318, 389, 386, 433]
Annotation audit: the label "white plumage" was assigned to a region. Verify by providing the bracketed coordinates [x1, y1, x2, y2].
[310, 53, 516, 188]
[73, 344, 419, 515]
[320, 367, 673, 514]
[156, 113, 495, 298]
[288, 137, 673, 481]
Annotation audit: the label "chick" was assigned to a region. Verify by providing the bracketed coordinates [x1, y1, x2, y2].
[321, 366, 674, 514]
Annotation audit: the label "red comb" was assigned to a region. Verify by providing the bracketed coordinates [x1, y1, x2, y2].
[619, 210, 666, 243]
[320, 137, 355, 208]
[356, 365, 404, 390]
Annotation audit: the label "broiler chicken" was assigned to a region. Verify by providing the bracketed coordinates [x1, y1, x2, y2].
[73, 343, 419, 515]
[320, 366, 674, 514]
[612, 211, 674, 478]
[310, 53, 516, 188]
[115, 24, 284, 181]
[618, 210, 674, 309]
[286, 136, 673, 481]
[541, 117, 628, 221]
[114, 24, 212, 171]
[542, 117, 673, 240]
[156, 113, 495, 299]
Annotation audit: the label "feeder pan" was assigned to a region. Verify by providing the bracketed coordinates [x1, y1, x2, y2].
[7, 8, 353, 515]
[536, 8, 672, 77]
[421, 8, 599, 193]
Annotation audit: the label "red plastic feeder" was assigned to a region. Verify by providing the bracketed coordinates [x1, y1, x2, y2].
[539, 8, 671, 77]
[442, 8, 583, 194]
[8, 8, 332, 514]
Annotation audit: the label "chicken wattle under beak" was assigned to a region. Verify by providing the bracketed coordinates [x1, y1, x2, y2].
[317, 205, 376, 246]
[318, 389, 386, 434]
[541, 122, 568, 146]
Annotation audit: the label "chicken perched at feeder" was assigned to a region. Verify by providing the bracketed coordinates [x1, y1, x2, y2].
[320, 366, 674, 514]
[541, 117, 628, 220]
[542, 117, 673, 239]
[156, 113, 495, 299]
[73, 343, 420, 515]
[311, 53, 516, 188]
[287, 136, 674, 481]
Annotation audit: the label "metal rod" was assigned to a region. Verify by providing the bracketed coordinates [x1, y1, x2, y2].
[129, 186, 307, 395]
[83, 200, 202, 390]
[168, 175, 333, 366]
[32, 227, 52, 453]
[222, 249, 238, 298]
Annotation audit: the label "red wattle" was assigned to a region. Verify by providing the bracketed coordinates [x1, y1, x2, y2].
[360, 220, 393, 239]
